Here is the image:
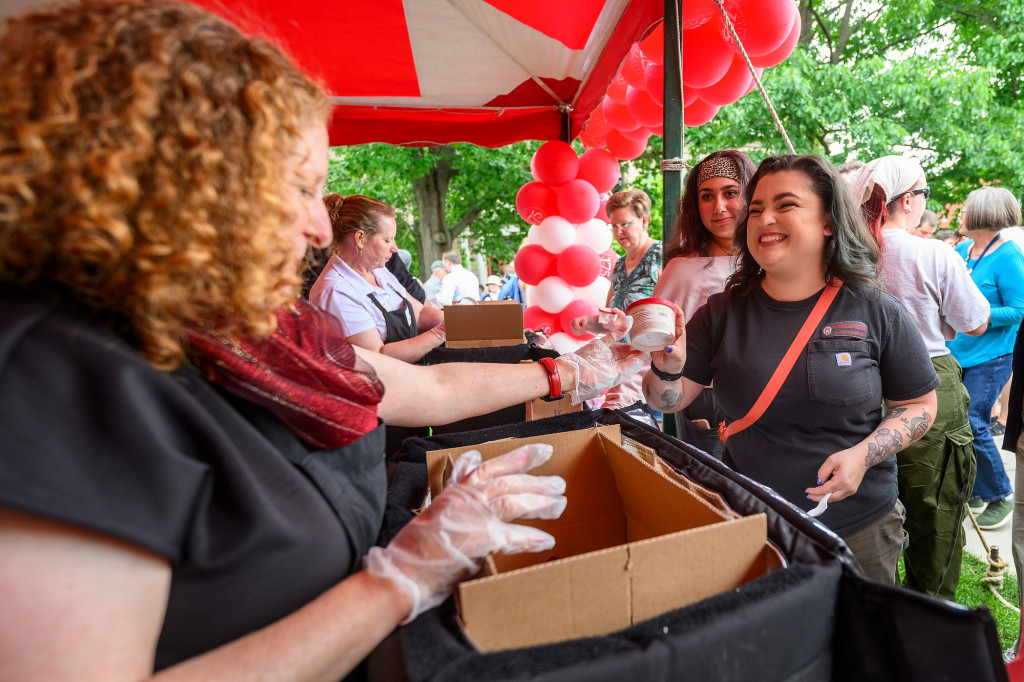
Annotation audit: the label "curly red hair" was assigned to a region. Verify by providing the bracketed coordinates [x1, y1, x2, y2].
[0, 1, 330, 368]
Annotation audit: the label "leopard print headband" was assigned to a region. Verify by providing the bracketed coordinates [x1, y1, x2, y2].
[696, 156, 740, 185]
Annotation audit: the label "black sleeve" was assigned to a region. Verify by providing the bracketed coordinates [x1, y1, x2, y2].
[385, 252, 425, 303]
[0, 305, 211, 564]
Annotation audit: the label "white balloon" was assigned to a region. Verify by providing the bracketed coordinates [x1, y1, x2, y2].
[548, 331, 587, 354]
[576, 218, 613, 253]
[533, 276, 574, 313]
[527, 223, 540, 245]
[571, 277, 611, 306]
[534, 215, 576, 254]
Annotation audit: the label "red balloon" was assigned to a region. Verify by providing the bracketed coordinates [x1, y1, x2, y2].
[556, 179, 601, 224]
[696, 53, 754, 106]
[749, 11, 801, 68]
[602, 97, 640, 132]
[586, 103, 613, 138]
[682, 19, 732, 89]
[578, 127, 606, 151]
[638, 23, 664, 65]
[647, 121, 664, 136]
[515, 181, 558, 225]
[625, 85, 662, 128]
[606, 73, 630, 104]
[605, 128, 649, 160]
[598, 248, 618, 279]
[514, 244, 558, 286]
[684, 98, 720, 127]
[682, 0, 717, 29]
[532, 141, 579, 187]
[556, 244, 602, 287]
[683, 84, 699, 107]
[722, 0, 797, 58]
[618, 124, 652, 141]
[644, 63, 664, 105]
[523, 305, 561, 336]
[560, 299, 600, 339]
[576, 148, 621, 194]
[596, 198, 610, 223]
[621, 44, 648, 89]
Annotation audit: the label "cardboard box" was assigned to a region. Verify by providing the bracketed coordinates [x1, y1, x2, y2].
[426, 426, 776, 652]
[444, 300, 525, 349]
[524, 393, 582, 420]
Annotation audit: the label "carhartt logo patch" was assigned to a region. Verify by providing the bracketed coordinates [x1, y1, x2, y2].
[836, 352, 852, 367]
[821, 321, 867, 339]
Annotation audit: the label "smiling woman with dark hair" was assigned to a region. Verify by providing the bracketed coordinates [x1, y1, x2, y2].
[644, 154, 939, 585]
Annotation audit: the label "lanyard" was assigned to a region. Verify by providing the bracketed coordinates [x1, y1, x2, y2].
[965, 236, 1000, 274]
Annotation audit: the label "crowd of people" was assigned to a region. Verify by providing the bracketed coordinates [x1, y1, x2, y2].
[2, 0, 1023, 677]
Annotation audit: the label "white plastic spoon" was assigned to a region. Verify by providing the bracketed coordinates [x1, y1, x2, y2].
[807, 492, 832, 518]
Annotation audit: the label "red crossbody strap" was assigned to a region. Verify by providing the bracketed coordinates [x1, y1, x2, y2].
[719, 279, 843, 443]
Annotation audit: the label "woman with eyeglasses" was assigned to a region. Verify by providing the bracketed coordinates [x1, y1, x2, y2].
[946, 187, 1024, 532]
[651, 150, 756, 458]
[605, 189, 662, 311]
[851, 155, 989, 599]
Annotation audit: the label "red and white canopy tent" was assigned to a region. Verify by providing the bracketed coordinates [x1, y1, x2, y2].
[187, 0, 665, 149]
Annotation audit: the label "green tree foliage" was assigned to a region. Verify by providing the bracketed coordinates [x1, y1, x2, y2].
[668, 0, 1024, 225]
[328, 1, 1024, 270]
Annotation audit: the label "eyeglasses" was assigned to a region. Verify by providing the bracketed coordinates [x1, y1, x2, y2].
[611, 219, 636, 231]
[908, 187, 930, 199]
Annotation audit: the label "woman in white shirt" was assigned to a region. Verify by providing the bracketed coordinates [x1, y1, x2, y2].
[652, 150, 756, 458]
[310, 195, 445, 363]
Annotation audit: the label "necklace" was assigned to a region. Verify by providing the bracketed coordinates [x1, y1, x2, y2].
[965, 235, 1000, 274]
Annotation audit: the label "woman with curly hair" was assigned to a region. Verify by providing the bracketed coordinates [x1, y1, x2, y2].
[652, 149, 756, 458]
[644, 155, 939, 583]
[0, 2, 645, 678]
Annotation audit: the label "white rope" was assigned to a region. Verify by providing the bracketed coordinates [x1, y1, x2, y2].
[711, 0, 796, 155]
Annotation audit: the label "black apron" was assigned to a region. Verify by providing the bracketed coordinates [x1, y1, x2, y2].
[367, 285, 417, 345]
[368, 285, 429, 457]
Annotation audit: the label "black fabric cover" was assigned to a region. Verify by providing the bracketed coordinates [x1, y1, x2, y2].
[375, 408, 1008, 681]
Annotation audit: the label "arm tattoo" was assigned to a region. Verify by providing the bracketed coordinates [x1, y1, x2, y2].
[657, 388, 681, 410]
[865, 428, 904, 467]
[864, 405, 933, 467]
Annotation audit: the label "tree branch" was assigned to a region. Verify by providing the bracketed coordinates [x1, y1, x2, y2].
[449, 203, 485, 240]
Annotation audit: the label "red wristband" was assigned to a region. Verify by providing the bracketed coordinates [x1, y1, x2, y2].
[539, 357, 562, 400]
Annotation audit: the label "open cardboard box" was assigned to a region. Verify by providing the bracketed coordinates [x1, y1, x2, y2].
[443, 300, 525, 349]
[523, 393, 582, 420]
[425, 425, 779, 652]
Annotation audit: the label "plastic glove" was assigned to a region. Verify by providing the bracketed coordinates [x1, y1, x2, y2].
[365, 443, 566, 622]
[429, 322, 446, 342]
[567, 308, 633, 341]
[556, 336, 646, 405]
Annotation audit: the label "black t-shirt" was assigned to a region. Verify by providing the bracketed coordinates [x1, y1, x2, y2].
[0, 297, 386, 669]
[684, 284, 939, 536]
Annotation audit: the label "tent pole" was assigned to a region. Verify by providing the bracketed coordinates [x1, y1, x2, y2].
[662, 0, 683, 249]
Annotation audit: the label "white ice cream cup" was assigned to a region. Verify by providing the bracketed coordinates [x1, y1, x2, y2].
[625, 297, 675, 352]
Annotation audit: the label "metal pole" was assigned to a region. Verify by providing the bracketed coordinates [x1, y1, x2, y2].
[662, 0, 683, 247]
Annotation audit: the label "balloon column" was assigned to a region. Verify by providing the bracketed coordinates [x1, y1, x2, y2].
[515, 141, 621, 353]
[579, 0, 801, 160]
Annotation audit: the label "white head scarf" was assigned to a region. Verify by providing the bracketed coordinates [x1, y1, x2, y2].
[848, 155, 925, 206]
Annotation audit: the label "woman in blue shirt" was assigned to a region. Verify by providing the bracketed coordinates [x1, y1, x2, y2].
[948, 187, 1024, 529]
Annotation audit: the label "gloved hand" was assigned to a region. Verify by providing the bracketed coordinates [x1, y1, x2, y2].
[567, 308, 633, 341]
[556, 336, 646, 405]
[365, 443, 566, 622]
[429, 321, 446, 342]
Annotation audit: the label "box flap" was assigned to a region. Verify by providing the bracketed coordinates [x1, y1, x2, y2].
[458, 545, 632, 652]
[444, 301, 525, 348]
[627, 513, 768, 624]
[600, 433, 734, 542]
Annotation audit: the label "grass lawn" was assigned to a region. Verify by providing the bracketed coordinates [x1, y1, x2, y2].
[953, 551, 1020, 652]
